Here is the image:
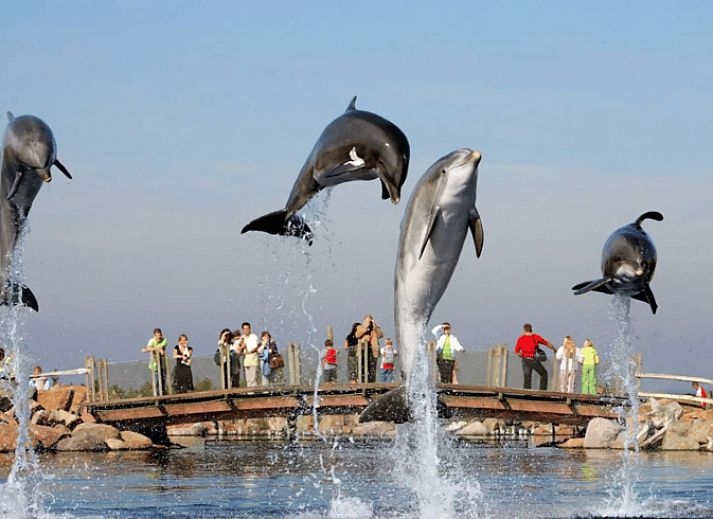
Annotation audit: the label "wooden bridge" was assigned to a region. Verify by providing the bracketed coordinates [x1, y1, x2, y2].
[82, 383, 624, 435]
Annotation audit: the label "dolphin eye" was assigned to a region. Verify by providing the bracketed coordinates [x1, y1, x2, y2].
[440, 168, 446, 175]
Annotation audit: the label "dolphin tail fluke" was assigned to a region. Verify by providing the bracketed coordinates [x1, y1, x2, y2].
[0, 283, 39, 311]
[631, 284, 658, 314]
[241, 210, 313, 245]
[572, 277, 613, 296]
[359, 386, 411, 424]
[634, 211, 664, 227]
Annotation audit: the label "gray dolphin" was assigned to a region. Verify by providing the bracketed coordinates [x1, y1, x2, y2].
[360, 148, 484, 423]
[572, 211, 663, 314]
[241, 96, 410, 243]
[0, 112, 72, 311]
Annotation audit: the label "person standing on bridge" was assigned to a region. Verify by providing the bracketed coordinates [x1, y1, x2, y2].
[239, 322, 261, 388]
[579, 339, 600, 395]
[556, 336, 580, 393]
[172, 334, 194, 394]
[432, 322, 464, 384]
[142, 328, 168, 396]
[355, 315, 384, 383]
[514, 323, 556, 391]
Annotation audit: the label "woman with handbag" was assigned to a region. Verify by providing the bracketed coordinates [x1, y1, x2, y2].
[514, 323, 556, 391]
[260, 331, 283, 385]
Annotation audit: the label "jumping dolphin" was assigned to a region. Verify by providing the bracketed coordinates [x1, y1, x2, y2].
[360, 148, 484, 423]
[572, 211, 663, 314]
[0, 112, 72, 311]
[241, 97, 410, 243]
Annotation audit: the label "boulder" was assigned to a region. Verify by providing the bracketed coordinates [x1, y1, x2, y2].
[559, 437, 585, 449]
[48, 409, 82, 430]
[318, 415, 346, 435]
[350, 421, 395, 437]
[29, 424, 67, 450]
[30, 409, 50, 426]
[119, 431, 154, 450]
[37, 386, 74, 412]
[690, 419, 713, 445]
[0, 422, 18, 452]
[67, 386, 88, 414]
[533, 424, 554, 436]
[105, 438, 126, 450]
[661, 421, 702, 451]
[456, 420, 488, 436]
[584, 418, 622, 449]
[0, 396, 12, 413]
[443, 420, 468, 433]
[56, 423, 121, 451]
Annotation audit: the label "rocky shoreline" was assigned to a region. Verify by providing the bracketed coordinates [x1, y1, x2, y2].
[1, 386, 710, 453]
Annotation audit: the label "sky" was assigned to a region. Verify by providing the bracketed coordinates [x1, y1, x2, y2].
[1, 1, 712, 386]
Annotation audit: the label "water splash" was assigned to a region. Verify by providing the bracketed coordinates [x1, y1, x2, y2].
[601, 294, 643, 517]
[391, 323, 485, 519]
[0, 221, 49, 518]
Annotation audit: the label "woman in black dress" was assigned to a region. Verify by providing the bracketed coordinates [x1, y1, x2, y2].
[172, 334, 194, 393]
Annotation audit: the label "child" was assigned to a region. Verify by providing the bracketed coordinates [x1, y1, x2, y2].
[692, 381, 708, 409]
[579, 339, 600, 395]
[380, 338, 397, 383]
[322, 339, 337, 384]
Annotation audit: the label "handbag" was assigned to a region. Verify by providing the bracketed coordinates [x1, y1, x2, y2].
[535, 347, 547, 363]
[269, 353, 285, 369]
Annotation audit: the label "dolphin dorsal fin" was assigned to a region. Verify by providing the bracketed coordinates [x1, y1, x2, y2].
[345, 96, 357, 112]
[6, 111, 14, 123]
[634, 211, 664, 227]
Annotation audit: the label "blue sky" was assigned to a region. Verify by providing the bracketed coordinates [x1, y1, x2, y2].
[2, 2, 712, 381]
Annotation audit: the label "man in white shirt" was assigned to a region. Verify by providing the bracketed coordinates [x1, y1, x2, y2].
[432, 322, 464, 384]
[239, 322, 261, 387]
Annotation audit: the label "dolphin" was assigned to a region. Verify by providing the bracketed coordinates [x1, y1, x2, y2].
[572, 211, 663, 314]
[241, 96, 410, 243]
[360, 148, 484, 423]
[0, 112, 72, 311]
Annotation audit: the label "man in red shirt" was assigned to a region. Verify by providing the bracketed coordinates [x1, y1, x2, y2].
[514, 323, 556, 391]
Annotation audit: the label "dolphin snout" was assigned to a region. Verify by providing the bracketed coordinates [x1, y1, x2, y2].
[38, 169, 52, 182]
[468, 150, 482, 164]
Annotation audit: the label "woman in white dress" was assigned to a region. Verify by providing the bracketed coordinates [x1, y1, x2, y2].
[555, 336, 579, 393]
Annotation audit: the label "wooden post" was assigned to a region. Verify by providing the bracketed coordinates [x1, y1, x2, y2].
[634, 353, 643, 392]
[96, 358, 104, 402]
[85, 356, 95, 404]
[287, 342, 301, 385]
[327, 325, 334, 342]
[486, 348, 493, 386]
[153, 351, 164, 396]
[500, 345, 509, 387]
[165, 353, 173, 395]
[102, 359, 110, 401]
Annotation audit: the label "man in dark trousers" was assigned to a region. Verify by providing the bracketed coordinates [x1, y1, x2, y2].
[514, 323, 556, 390]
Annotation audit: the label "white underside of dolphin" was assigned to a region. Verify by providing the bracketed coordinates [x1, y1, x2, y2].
[360, 148, 484, 424]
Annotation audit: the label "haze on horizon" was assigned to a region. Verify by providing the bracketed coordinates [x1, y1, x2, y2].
[1, 2, 711, 380]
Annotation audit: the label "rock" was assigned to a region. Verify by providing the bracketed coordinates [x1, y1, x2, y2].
[48, 409, 81, 430]
[456, 420, 488, 436]
[2, 409, 15, 424]
[30, 409, 50, 426]
[105, 438, 126, 450]
[67, 386, 88, 414]
[80, 411, 96, 424]
[0, 396, 12, 413]
[584, 418, 622, 449]
[533, 424, 554, 436]
[443, 420, 468, 433]
[37, 386, 74, 412]
[662, 431, 700, 451]
[56, 423, 121, 451]
[318, 415, 346, 435]
[648, 399, 683, 429]
[350, 421, 395, 437]
[119, 431, 154, 450]
[0, 422, 18, 451]
[559, 437, 585, 449]
[554, 424, 579, 437]
[29, 424, 67, 450]
[689, 419, 713, 445]
[30, 400, 44, 416]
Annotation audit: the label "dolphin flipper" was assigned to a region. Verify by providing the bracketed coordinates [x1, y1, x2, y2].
[53, 159, 73, 180]
[572, 278, 613, 295]
[241, 210, 314, 245]
[0, 283, 39, 311]
[419, 205, 441, 259]
[6, 172, 23, 200]
[379, 180, 390, 200]
[631, 284, 658, 314]
[468, 206, 484, 258]
[359, 386, 411, 424]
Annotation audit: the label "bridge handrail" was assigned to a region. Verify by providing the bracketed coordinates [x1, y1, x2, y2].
[636, 372, 713, 386]
[639, 391, 713, 406]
